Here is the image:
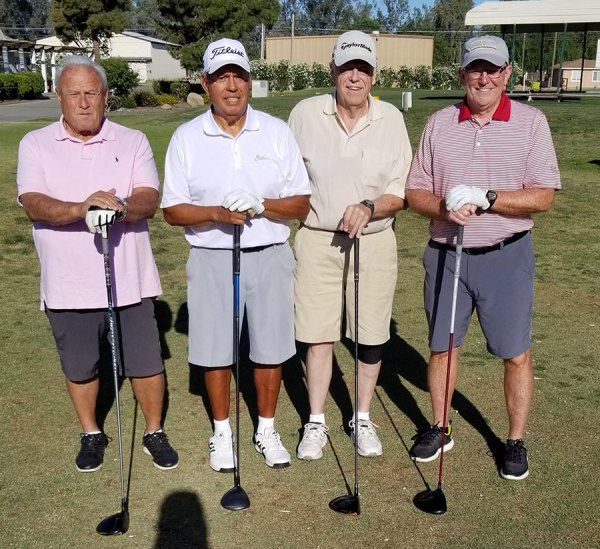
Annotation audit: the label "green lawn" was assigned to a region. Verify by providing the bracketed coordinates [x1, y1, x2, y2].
[1, 89, 599, 548]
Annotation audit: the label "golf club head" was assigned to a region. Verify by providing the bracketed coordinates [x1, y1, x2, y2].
[413, 487, 447, 515]
[329, 494, 361, 516]
[96, 510, 130, 535]
[220, 485, 250, 511]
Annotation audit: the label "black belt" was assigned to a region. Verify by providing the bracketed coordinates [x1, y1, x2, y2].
[241, 243, 278, 253]
[428, 230, 529, 255]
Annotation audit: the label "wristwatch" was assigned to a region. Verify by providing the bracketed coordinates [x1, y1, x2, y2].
[485, 190, 497, 210]
[360, 199, 375, 220]
[115, 196, 128, 221]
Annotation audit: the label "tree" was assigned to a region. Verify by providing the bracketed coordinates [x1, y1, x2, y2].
[100, 57, 139, 95]
[50, 0, 131, 62]
[129, 0, 164, 37]
[378, 0, 410, 32]
[430, 0, 473, 66]
[156, 0, 280, 72]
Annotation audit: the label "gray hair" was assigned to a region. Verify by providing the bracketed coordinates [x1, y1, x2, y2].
[55, 55, 108, 91]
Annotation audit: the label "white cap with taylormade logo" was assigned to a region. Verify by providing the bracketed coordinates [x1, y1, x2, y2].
[461, 35, 509, 69]
[203, 38, 251, 75]
[332, 31, 377, 69]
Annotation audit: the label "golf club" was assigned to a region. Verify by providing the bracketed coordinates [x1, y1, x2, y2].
[413, 224, 464, 515]
[329, 236, 361, 516]
[220, 224, 250, 511]
[97, 221, 130, 535]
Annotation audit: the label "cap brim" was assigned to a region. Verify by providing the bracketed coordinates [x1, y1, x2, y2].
[205, 60, 251, 75]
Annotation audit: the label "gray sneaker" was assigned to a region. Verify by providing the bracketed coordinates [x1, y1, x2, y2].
[297, 422, 329, 460]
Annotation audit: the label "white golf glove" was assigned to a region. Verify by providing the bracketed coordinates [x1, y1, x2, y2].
[85, 206, 117, 236]
[222, 189, 265, 216]
[445, 185, 490, 211]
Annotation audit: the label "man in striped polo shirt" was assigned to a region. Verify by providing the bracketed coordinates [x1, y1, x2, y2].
[405, 35, 561, 480]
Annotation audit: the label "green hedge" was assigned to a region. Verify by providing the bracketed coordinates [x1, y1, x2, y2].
[0, 72, 44, 100]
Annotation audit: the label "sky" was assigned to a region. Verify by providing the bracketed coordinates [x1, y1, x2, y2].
[382, 0, 486, 11]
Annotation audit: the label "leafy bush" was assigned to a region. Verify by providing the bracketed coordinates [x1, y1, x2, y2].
[119, 95, 137, 108]
[412, 65, 432, 89]
[311, 63, 332, 88]
[431, 65, 459, 90]
[271, 60, 291, 92]
[250, 60, 274, 82]
[100, 58, 140, 96]
[155, 93, 179, 105]
[0, 72, 43, 100]
[106, 95, 121, 111]
[170, 81, 190, 100]
[290, 63, 311, 91]
[376, 67, 398, 88]
[134, 91, 160, 107]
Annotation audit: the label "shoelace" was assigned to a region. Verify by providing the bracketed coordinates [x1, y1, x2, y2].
[349, 419, 379, 435]
[258, 428, 284, 451]
[145, 431, 170, 451]
[210, 431, 233, 452]
[303, 423, 329, 441]
[80, 433, 106, 451]
[505, 440, 526, 463]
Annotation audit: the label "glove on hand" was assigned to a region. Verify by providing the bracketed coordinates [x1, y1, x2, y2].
[222, 189, 265, 216]
[86, 206, 116, 236]
[445, 185, 490, 211]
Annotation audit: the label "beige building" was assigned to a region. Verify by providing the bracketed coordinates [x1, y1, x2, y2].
[552, 59, 600, 91]
[265, 33, 434, 69]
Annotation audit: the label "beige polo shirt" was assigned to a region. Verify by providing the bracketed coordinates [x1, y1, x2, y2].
[288, 93, 412, 234]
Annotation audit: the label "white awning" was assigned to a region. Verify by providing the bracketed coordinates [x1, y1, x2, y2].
[465, 0, 600, 33]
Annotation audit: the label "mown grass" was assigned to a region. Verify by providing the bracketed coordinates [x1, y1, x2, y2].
[0, 89, 598, 548]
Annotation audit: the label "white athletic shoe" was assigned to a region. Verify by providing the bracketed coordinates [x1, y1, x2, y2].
[254, 428, 291, 468]
[297, 422, 329, 460]
[209, 431, 236, 473]
[350, 419, 383, 457]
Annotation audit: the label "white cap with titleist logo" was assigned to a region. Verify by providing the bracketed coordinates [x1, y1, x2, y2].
[461, 35, 509, 69]
[332, 30, 377, 69]
[202, 38, 251, 75]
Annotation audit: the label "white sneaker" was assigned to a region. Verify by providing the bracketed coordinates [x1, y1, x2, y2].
[209, 431, 236, 473]
[350, 419, 383, 457]
[254, 428, 291, 468]
[297, 422, 329, 460]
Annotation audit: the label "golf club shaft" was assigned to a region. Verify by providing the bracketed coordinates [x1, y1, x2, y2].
[102, 233, 127, 511]
[233, 224, 241, 487]
[438, 225, 464, 487]
[353, 237, 360, 497]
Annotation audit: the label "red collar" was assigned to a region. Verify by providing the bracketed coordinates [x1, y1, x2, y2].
[458, 91, 511, 123]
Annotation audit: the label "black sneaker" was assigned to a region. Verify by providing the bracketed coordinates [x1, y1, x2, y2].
[76, 433, 108, 472]
[409, 423, 454, 462]
[142, 430, 179, 470]
[500, 439, 529, 480]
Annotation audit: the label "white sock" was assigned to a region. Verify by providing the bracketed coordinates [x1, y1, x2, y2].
[144, 428, 163, 436]
[357, 411, 370, 422]
[84, 430, 101, 435]
[309, 413, 326, 424]
[214, 418, 231, 434]
[257, 416, 275, 435]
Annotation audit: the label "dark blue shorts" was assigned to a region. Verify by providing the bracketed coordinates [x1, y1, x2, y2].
[423, 232, 534, 359]
[45, 298, 164, 381]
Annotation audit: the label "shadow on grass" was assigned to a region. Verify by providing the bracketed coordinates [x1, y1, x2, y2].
[153, 490, 209, 548]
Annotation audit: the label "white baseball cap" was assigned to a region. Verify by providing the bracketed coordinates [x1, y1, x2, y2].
[203, 38, 251, 75]
[461, 35, 509, 69]
[332, 31, 377, 69]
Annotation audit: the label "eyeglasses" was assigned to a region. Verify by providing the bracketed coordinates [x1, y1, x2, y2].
[465, 65, 508, 80]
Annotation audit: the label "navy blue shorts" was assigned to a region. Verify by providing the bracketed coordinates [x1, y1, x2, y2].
[45, 298, 164, 381]
[423, 232, 534, 359]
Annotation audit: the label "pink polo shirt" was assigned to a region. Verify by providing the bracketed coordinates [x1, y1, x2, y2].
[406, 93, 561, 247]
[17, 118, 162, 309]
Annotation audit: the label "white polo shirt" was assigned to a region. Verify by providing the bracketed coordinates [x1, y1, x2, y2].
[161, 105, 310, 249]
[288, 93, 412, 234]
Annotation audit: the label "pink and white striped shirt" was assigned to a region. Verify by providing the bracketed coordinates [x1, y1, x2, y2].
[406, 93, 561, 247]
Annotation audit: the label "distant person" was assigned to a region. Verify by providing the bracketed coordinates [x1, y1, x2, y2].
[17, 55, 179, 473]
[161, 38, 310, 471]
[406, 35, 561, 480]
[288, 31, 412, 460]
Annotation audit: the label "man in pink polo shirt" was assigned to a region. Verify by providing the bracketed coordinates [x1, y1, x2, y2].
[406, 36, 561, 480]
[17, 55, 179, 473]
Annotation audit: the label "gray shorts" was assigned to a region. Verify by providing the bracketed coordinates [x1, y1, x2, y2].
[423, 232, 534, 359]
[187, 243, 296, 367]
[45, 298, 164, 381]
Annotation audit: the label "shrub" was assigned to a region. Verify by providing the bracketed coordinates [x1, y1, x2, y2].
[311, 63, 332, 88]
[170, 81, 190, 100]
[134, 91, 160, 107]
[119, 95, 137, 109]
[271, 60, 291, 92]
[290, 63, 311, 91]
[250, 60, 274, 82]
[155, 93, 179, 105]
[106, 95, 121, 111]
[100, 58, 140, 96]
[376, 67, 398, 88]
[396, 66, 413, 88]
[431, 65, 459, 90]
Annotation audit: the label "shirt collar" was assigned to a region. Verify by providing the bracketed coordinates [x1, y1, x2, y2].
[203, 104, 259, 136]
[458, 91, 511, 123]
[53, 116, 114, 143]
[324, 92, 384, 123]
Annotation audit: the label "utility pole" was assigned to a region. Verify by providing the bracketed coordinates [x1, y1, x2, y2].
[261, 23, 265, 60]
[290, 13, 295, 64]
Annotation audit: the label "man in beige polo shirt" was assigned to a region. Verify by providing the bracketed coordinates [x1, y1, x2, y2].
[288, 30, 412, 460]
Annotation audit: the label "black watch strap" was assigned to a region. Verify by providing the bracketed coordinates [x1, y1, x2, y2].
[361, 199, 375, 219]
[485, 190, 497, 210]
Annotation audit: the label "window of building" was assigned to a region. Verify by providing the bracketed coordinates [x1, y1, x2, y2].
[571, 70, 582, 81]
[592, 71, 600, 82]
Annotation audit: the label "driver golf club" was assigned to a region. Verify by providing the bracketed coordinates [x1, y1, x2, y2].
[413, 224, 464, 515]
[97, 222, 130, 535]
[329, 236, 361, 516]
[220, 224, 250, 511]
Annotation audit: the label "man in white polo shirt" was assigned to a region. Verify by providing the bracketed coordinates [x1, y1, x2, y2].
[288, 31, 412, 461]
[406, 36, 561, 480]
[161, 38, 310, 471]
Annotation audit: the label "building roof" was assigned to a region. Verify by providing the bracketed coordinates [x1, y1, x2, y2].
[121, 31, 179, 47]
[553, 59, 599, 69]
[465, 0, 600, 33]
